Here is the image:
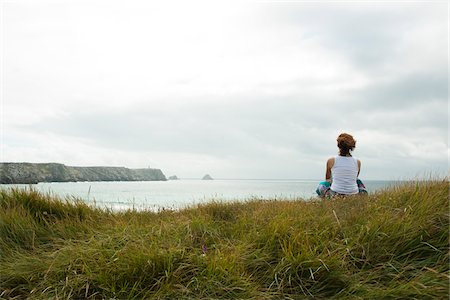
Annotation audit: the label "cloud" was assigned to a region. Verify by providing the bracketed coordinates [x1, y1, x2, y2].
[2, 1, 448, 180]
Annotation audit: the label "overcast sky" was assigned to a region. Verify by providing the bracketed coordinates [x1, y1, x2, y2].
[1, 0, 448, 180]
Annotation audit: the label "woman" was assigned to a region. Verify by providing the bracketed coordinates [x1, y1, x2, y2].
[316, 133, 367, 198]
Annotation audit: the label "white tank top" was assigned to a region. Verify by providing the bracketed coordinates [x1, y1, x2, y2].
[330, 156, 359, 194]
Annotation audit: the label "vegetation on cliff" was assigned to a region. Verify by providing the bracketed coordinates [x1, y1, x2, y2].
[0, 163, 166, 184]
[0, 180, 448, 299]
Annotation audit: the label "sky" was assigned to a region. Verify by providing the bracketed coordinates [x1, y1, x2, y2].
[1, 0, 448, 180]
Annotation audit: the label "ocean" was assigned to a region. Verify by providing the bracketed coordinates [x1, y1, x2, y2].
[1, 179, 399, 211]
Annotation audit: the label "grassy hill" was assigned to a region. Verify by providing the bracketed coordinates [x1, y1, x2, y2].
[0, 180, 448, 299]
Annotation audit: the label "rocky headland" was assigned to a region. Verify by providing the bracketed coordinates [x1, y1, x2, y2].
[0, 163, 167, 184]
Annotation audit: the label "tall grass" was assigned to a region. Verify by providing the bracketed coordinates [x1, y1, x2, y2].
[0, 180, 448, 299]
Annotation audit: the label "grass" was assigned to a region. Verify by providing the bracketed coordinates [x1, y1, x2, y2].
[0, 179, 448, 299]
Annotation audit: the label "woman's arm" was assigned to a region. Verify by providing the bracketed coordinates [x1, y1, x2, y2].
[357, 159, 361, 176]
[325, 157, 334, 182]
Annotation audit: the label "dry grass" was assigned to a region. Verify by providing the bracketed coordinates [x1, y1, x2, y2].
[0, 179, 448, 299]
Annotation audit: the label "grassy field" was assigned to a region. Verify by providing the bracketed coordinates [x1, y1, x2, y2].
[0, 180, 448, 299]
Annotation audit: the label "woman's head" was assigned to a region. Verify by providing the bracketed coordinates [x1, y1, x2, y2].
[336, 133, 356, 156]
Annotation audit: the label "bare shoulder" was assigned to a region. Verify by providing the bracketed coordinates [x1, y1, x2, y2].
[327, 157, 335, 167]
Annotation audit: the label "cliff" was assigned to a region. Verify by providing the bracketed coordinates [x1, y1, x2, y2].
[0, 163, 167, 184]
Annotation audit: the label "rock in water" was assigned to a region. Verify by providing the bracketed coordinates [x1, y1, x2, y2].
[202, 174, 213, 180]
[168, 175, 179, 180]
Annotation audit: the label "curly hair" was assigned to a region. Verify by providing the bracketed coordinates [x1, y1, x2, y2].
[337, 133, 356, 156]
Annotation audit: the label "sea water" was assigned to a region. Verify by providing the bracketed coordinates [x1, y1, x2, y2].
[1, 179, 398, 211]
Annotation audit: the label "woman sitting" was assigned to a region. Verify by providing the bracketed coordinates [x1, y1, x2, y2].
[316, 133, 367, 198]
